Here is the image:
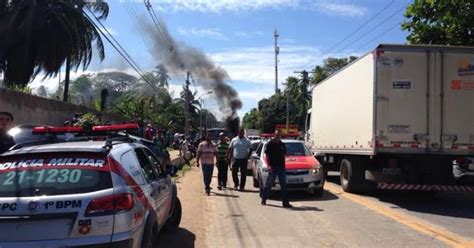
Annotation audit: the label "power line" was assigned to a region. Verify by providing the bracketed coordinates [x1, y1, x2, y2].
[331, 3, 409, 56]
[83, 10, 160, 93]
[300, 0, 396, 69]
[122, 1, 151, 45]
[301, 1, 410, 70]
[353, 21, 402, 51]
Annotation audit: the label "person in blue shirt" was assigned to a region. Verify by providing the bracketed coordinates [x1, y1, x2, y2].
[227, 128, 251, 191]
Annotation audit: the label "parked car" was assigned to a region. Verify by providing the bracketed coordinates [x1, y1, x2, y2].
[251, 139, 325, 196]
[247, 140, 262, 175]
[0, 126, 181, 248]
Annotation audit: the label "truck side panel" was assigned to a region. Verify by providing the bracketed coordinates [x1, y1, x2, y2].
[441, 52, 474, 153]
[311, 53, 375, 155]
[375, 51, 430, 151]
[375, 49, 474, 155]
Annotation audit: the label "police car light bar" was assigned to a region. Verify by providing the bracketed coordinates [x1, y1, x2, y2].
[92, 124, 139, 132]
[33, 124, 139, 134]
[33, 126, 84, 134]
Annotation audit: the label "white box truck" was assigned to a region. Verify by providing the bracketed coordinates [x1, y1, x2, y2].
[305, 44, 474, 193]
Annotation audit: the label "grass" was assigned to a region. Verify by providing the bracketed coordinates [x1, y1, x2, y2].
[172, 158, 195, 180]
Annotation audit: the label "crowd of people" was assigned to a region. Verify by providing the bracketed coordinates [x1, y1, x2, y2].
[195, 128, 292, 208]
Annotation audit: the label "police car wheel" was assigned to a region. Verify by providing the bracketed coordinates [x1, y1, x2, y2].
[142, 224, 158, 248]
[164, 197, 182, 232]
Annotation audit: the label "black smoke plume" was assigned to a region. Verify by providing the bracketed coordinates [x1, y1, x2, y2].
[142, 16, 242, 128]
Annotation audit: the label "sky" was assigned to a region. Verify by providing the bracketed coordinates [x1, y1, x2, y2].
[30, 0, 411, 119]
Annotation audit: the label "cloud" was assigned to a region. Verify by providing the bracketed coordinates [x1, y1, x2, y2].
[151, 0, 367, 17]
[314, 2, 367, 17]
[234, 31, 265, 38]
[152, 0, 297, 13]
[209, 45, 324, 86]
[176, 27, 228, 40]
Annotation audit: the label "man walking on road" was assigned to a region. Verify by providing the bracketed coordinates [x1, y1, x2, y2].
[261, 131, 292, 208]
[227, 128, 251, 191]
[196, 134, 218, 195]
[216, 132, 229, 190]
[0, 112, 15, 154]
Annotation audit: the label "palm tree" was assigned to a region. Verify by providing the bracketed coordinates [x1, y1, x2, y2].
[0, 0, 109, 102]
[179, 86, 201, 116]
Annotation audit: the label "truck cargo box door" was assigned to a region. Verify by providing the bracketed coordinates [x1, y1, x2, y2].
[376, 52, 429, 150]
[441, 53, 474, 154]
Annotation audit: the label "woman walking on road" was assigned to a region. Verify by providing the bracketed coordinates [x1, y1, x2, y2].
[196, 135, 218, 195]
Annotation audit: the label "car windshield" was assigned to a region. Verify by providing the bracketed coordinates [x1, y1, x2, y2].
[284, 142, 311, 156]
[0, 152, 112, 197]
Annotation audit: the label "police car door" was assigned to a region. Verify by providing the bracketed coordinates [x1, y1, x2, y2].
[142, 148, 172, 227]
[134, 149, 162, 219]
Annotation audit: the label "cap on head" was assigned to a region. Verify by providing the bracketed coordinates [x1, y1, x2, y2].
[0, 112, 13, 121]
[219, 132, 225, 136]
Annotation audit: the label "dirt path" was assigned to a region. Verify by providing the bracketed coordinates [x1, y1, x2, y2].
[157, 161, 210, 248]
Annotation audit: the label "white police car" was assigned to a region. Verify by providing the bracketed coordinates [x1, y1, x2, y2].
[0, 124, 181, 248]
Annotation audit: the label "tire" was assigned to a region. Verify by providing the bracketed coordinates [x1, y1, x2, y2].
[340, 158, 364, 193]
[163, 197, 182, 232]
[141, 224, 158, 248]
[340, 157, 376, 194]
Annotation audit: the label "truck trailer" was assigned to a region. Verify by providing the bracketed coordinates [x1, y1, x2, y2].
[305, 44, 474, 193]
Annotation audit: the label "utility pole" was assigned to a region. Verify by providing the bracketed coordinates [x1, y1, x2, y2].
[184, 71, 191, 136]
[274, 29, 280, 94]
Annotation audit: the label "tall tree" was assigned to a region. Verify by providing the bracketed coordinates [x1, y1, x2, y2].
[402, 0, 474, 46]
[312, 56, 358, 85]
[0, 0, 109, 91]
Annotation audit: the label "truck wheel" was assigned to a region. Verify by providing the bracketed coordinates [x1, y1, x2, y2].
[340, 158, 363, 193]
[340, 157, 375, 194]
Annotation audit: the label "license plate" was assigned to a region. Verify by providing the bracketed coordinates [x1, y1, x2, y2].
[287, 177, 303, 184]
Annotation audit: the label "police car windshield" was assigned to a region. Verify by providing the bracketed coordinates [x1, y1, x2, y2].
[0, 152, 112, 197]
[284, 142, 312, 156]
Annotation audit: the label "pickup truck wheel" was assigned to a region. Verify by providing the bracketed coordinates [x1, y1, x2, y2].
[163, 197, 182, 232]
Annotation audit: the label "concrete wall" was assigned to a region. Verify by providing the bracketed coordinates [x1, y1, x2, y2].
[0, 88, 122, 126]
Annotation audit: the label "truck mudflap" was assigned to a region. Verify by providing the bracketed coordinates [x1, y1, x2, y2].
[377, 183, 474, 192]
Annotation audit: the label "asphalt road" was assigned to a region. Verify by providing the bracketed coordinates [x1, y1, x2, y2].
[159, 167, 474, 248]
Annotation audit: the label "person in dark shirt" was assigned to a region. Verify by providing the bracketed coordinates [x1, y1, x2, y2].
[0, 112, 15, 154]
[260, 130, 292, 208]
